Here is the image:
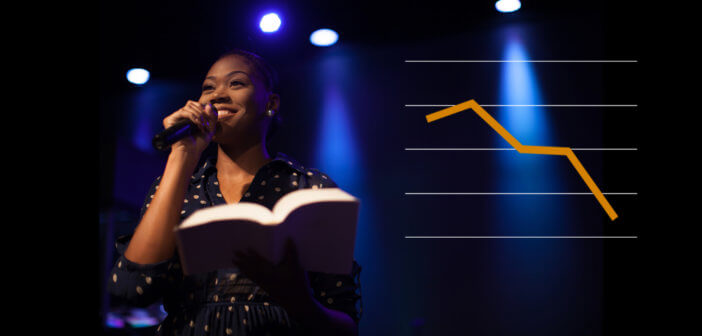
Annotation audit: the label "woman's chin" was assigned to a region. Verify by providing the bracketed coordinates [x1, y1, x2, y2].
[212, 132, 242, 146]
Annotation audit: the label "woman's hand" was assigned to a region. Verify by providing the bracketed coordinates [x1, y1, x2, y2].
[162, 100, 218, 156]
[232, 238, 314, 309]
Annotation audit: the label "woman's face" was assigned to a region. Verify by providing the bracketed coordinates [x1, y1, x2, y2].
[199, 55, 277, 145]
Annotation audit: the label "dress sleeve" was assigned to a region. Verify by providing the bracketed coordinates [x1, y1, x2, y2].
[107, 176, 181, 307]
[303, 168, 338, 189]
[309, 260, 363, 325]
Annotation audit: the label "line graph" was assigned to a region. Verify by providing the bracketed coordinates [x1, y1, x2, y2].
[425, 99, 619, 221]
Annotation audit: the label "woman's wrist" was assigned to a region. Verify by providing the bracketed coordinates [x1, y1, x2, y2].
[167, 148, 201, 169]
[159, 148, 201, 190]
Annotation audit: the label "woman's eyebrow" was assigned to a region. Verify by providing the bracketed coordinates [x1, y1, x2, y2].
[205, 70, 250, 81]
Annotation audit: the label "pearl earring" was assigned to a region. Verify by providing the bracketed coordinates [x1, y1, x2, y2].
[266, 109, 274, 117]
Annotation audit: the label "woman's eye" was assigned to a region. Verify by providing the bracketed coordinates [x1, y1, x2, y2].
[230, 81, 244, 87]
[202, 85, 214, 91]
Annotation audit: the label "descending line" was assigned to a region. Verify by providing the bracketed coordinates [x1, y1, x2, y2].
[424, 99, 619, 220]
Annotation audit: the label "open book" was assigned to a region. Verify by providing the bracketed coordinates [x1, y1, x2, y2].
[174, 188, 360, 275]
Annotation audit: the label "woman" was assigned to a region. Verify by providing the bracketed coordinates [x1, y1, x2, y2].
[108, 49, 362, 335]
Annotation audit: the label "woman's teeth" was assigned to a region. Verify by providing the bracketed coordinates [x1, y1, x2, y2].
[218, 110, 234, 118]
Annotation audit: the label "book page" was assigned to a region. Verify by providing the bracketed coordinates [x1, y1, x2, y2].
[272, 201, 360, 274]
[174, 187, 360, 274]
[272, 188, 357, 223]
[176, 219, 276, 275]
[179, 202, 276, 229]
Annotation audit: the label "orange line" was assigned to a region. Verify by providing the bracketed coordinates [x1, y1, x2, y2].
[425, 99, 618, 220]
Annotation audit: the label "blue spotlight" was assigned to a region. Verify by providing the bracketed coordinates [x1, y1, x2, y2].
[315, 54, 359, 189]
[495, 0, 521, 13]
[126, 68, 150, 85]
[259, 13, 282, 33]
[309, 29, 339, 47]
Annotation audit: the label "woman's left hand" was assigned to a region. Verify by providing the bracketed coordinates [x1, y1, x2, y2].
[232, 238, 314, 309]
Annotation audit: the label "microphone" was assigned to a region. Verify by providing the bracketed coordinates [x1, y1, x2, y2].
[152, 104, 218, 151]
[152, 119, 200, 151]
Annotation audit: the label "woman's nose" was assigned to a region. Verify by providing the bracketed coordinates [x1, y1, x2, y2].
[209, 88, 231, 104]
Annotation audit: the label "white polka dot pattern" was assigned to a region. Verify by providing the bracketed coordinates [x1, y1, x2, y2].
[109, 152, 356, 334]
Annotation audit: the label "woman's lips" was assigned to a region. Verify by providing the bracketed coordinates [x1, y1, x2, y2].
[217, 109, 237, 119]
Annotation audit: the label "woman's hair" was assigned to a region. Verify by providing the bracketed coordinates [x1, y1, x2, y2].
[216, 49, 282, 142]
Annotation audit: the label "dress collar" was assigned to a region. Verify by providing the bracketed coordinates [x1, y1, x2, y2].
[191, 152, 306, 183]
[269, 152, 306, 173]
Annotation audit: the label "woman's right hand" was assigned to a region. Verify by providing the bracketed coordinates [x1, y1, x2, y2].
[162, 100, 218, 156]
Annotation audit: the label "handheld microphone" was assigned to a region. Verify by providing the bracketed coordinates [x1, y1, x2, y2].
[152, 119, 199, 151]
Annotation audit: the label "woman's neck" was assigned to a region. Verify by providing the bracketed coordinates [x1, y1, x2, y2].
[215, 142, 272, 182]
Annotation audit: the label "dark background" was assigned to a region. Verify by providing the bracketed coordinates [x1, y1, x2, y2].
[98, 0, 645, 334]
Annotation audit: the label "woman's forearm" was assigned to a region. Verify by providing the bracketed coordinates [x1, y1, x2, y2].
[287, 295, 358, 336]
[124, 150, 200, 264]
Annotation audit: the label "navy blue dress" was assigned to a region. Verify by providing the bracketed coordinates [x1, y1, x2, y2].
[108, 152, 362, 335]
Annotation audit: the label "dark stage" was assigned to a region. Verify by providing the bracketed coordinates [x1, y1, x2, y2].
[97, 1, 649, 335]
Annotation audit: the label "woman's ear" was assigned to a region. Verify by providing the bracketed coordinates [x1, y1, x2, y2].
[266, 93, 280, 112]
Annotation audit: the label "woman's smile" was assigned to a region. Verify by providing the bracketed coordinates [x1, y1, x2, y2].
[216, 108, 238, 120]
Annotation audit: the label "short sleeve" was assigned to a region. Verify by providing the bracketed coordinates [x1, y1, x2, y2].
[107, 176, 181, 307]
[302, 168, 338, 189]
[309, 260, 363, 324]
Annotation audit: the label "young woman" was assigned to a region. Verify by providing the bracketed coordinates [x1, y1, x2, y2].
[108, 49, 362, 335]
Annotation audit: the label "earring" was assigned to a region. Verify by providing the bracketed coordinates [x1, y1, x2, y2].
[266, 109, 275, 117]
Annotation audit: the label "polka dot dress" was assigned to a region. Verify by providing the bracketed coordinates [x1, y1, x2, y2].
[107, 152, 362, 335]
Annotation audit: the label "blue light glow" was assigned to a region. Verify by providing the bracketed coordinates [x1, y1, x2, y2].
[315, 53, 359, 190]
[126, 316, 159, 328]
[126, 68, 150, 85]
[495, 29, 560, 229]
[125, 308, 159, 328]
[488, 27, 579, 331]
[309, 29, 339, 47]
[130, 83, 160, 152]
[498, 39, 548, 144]
[259, 13, 282, 33]
[495, 0, 521, 13]
[105, 312, 125, 328]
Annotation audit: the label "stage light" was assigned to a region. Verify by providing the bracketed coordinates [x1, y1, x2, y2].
[259, 13, 282, 33]
[495, 0, 521, 13]
[126, 68, 150, 85]
[309, 29, 339, 47]
[125, 308, 159, 328]
[105, 312, 125, 328]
